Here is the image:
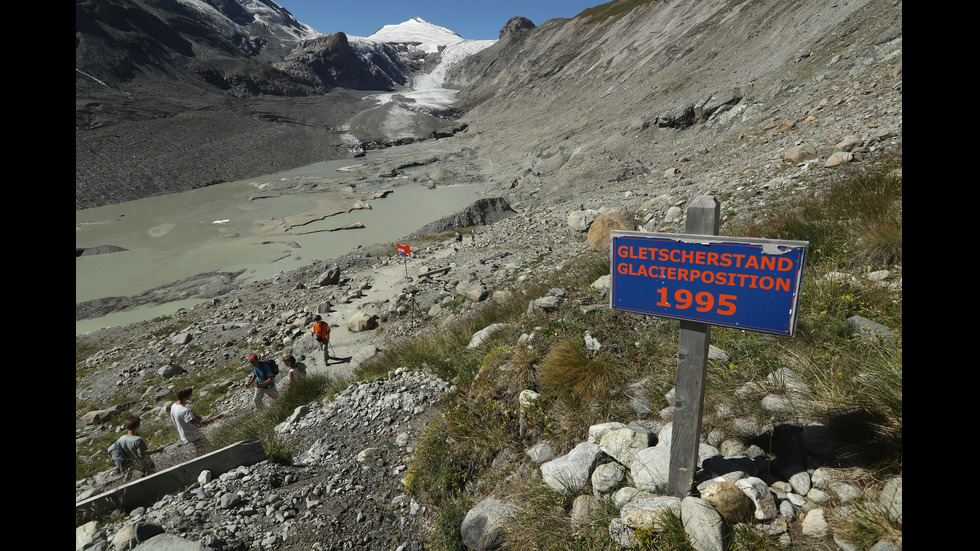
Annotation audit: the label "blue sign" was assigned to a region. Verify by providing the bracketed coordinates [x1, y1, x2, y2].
[610, 231, 808, 336]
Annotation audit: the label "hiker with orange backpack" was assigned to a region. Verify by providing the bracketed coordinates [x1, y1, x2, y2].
[311, 315, 331, 365]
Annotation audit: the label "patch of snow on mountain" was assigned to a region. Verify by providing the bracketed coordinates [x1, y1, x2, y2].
[176, 0, 317, 39]
[405, 40, 495, 109]
[243, 0, 318, 36]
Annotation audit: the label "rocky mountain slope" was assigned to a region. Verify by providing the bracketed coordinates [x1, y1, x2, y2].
[76, 0, 901, 549]
[441, 0, 902, 217]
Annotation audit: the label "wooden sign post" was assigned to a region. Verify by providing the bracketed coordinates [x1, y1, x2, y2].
[667, 196, 718, 497]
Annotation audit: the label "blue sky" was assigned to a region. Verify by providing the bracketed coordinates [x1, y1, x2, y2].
[276, 0, 604, 41]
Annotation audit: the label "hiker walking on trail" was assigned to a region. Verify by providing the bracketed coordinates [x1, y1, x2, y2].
[113, 415, 164, 480]
[170, 386, 223, 455]
[311, 315, 331, 365]
[245, 354, 279, 410]
[285, 355, 307, 385]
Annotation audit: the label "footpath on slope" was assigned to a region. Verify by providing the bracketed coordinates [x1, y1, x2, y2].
[308, 240, 463, 381]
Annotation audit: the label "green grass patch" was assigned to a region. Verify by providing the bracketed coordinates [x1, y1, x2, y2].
[431, 496, 471, 551]
[733, 152, 902, 270]
[205, 372, 350, 455]
[404, 414, 480, 507]
[579, 0, 658, 27]
[538, 337, 622, 407]
[502, 483, 622, 551]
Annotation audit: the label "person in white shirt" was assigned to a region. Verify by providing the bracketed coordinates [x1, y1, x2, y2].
[285, 355, 307, 385]
[170, 386, 223, 455]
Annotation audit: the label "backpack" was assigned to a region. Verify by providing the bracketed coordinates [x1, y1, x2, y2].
[313, 320, 330, 342]
[262, 358, 279, 377]
[108, 440, 127, 466]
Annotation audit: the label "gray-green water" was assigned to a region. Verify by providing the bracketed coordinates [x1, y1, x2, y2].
[76, 157, 477, 334]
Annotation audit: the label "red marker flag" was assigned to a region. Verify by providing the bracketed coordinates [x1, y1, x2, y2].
[396, 243, 411, 257]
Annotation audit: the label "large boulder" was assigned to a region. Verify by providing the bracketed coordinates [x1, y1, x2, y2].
[158, 363, 185, 379]
[407, 197, 517, 238]
[81, 408, 117, 426]
[567, 209, 599, 232]
[76, 520, 100, 550]
[587, 210, 635, 252]
[736, 477, 778, 521]
[80, 401, 134, 426]
[456, 280, 489, 302]
[879, 476, 903, 525]
[599, 426, 656, 468]
[467, 323, 510, 349]
[112, 522, 166, 551]
[348, 311, 378, 332]
[700, 481, 752, 523]
[619, 496, 682, 531]
[681, 497, 727, 551]
[316, 265, 341, 286]
[784, 144, 818, 163]
[541, 441, 601, 493]
[630, 444, 671, 491]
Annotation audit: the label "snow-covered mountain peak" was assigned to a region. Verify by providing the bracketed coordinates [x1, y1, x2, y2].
[366, 17, 465, 53]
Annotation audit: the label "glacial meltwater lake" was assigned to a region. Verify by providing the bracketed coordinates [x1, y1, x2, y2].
[75, 155, 478, 335]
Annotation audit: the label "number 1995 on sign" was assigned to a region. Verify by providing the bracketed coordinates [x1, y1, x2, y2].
[656, 287, 737, 316]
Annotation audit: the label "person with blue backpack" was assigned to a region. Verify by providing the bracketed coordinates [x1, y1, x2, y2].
[244, 353, 279, 410]
[109, 415, 164, 481]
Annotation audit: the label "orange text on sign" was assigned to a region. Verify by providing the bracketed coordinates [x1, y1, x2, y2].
[615, 262, 792, 292]
[616, 245, 795, 272]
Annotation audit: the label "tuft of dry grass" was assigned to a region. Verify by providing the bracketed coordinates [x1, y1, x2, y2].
[537, 338, 622, 406]
[855, 217, 902, 266]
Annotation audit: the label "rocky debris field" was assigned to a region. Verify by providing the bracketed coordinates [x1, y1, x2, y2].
[75, 86, 369, 210]
[74, 200, 603, 550]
